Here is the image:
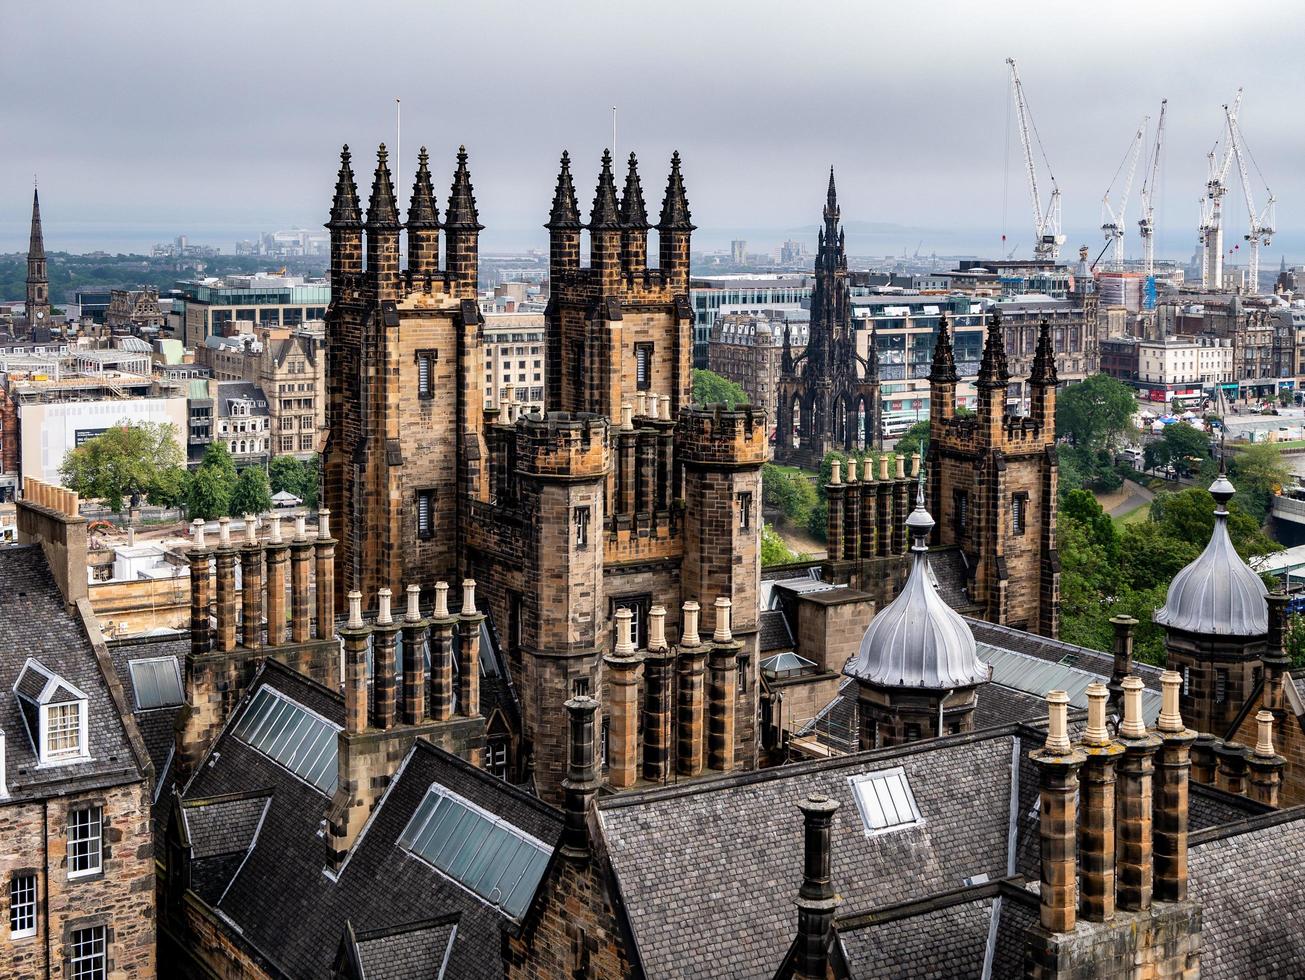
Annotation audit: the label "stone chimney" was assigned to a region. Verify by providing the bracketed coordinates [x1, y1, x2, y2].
[1116, 675, 1162, 912]
[791, 795, 841, 980]
[603, 607, 641, 789]
[1262, 592, 1291, 716]
[428, 582, 456, 722]
[1246, 710, 1285, 806]
[1190, 733, 1219, 784]
[240, 515, 263, 648]
[290, 513, 314, 644]
[707, 597, 740, 772]
[1214, 740, 1249, 796]
[315, 509, 336, 639]
[642, 605, 674, 783]
[264, 517, 288, 644]
[1153, 670, 1197, 903]
[400, 585, 427, 725]
[457, 580, 483, 720]
[677, 600, 707, 777]
[371, 588, 399, 730]
[188, 519, 212, 659]
[16, 477, 88, 608]
[1030, 690, 1085, 934]
[214, 517, 239, 652]
[561, 695, 600, 860]
[340, 591, 370, 735]
[1107, 615, 1137, 712]
[1077, 682, 1123, 922]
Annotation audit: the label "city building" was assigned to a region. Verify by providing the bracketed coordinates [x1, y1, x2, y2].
[104, 288, 166, 337]
[213, 381, 272, 465]
[196, 328, 326, 459]
[730, 239, 747, 264]
[170, 273, 330, 348]
[774, 171, 882, 467]
[690, 273, 814, 368]
[1100, 335, 1140, 383]
[1136, 335, 1235, 405]
[73, 290, 113, 325]
[482, 311, 546, 413]
[707, 310, 808, 425]
[0, 485, 156, 979]
[24, 188, 51, 335]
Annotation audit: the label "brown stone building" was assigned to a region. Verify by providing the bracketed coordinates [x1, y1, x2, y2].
[708, 310, 807, 426]
[105, 288, 166, 336]
[0, 483, 156, 980]
[322, 144, 766, 803]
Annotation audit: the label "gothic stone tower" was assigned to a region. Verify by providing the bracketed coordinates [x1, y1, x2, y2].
[927, 310, 1059, 637]
[26, 187, 50, 332]
[323, 144, 486, 605]
[774, 169, 880, 469]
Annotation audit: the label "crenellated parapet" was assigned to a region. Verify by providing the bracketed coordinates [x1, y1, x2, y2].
[675, 403, 769, 469]
[515, 412, 610, 479]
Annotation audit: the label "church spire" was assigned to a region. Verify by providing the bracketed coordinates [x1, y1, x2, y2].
[976, 308, 1010, 388]
[1029, 317, 1058, 387]
[327, 146, 362, 228]
[26, 184, 50, 330]
[619, 152, 649, 230]
[365, 144, 399, 229]
[589, 149, 621, 231]
[823, 166, 839, 238]
[547, 151, 581, 230]
[406, 147, 439, 229]
[28, 187, 45, 260]
[445, 146, 483, 231]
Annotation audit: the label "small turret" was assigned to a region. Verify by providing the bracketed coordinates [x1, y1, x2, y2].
[976, 308, 1010, 443]
[657, 151, 694, 290]
[406, 147, 440, 277]
[547, 151, 582, 278]
[589, 149, 622, 284]
[365, 144, 400, 298]
[1029, 317, 1058, 425]
[326, 146, 364, 283]
[619, 152, 650, 275]
[445, 146, 482, 297]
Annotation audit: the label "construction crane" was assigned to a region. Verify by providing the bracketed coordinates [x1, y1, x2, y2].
[1101, 117, 1147, 272]
[1199, 89, 1242, 289]
[1225, 101, 1276, 294]
[1006, 58, 1064, 262]
[1137, 99, 1167, 279]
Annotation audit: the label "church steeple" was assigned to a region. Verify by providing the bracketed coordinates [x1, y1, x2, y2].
[26, 185, 50, 331]
[823, 166, 840, 241]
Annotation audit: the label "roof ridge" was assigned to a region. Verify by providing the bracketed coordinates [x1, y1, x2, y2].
[406, 738, 564, 822]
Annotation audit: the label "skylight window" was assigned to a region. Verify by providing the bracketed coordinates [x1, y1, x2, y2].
[398, 784, 551, 919]
[848, 767, 923, 834]
[231, 686, 340, 796]
[128, 657, 185, 710]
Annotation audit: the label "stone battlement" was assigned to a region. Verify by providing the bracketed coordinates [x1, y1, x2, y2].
[516, 412, 610, 478]
[676, 404, 769, 467]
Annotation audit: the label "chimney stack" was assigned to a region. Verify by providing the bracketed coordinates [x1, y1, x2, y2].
[1077, 682, 1123, 922]
[1246, 710, 1285, 807]
[429, 582, 456, 722]
[1153, 670, 1197, 903]
[457, 580, 483, 719]
[240, 515, 263, 648]
[677, 600, 707, 777]
[707, 597, 739, 772]
[561, 695, 600, 860]
[642, 605, 674, 783]
[264, 517, 289, 645]
[289, 513, 314, 644]
[1107, 615, 1136, 711]
[792, 796, 841, 980]
[1030, 690, 1085, 933]
[1214, 741, 1250, 796]
[1263, 592, 1291, 716]
[214, 517, 238, 652]
[1116, 676, 1162, 912]
[341, 591, 370, 734]
[400, 585, 428, 725]
[188, 519, 212, 659]
[315, 509, 336, 640]
[603, 607, 641, 789]
[371, 588, 399, 730]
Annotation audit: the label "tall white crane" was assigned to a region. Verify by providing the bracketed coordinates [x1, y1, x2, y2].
[1225, 102, 1276, 293]
[1137, 99, 1167, 279]
[1101, 118, 1147, 272]
[1006, 58, 1065, 262]
[1199, 89, 1242, 290]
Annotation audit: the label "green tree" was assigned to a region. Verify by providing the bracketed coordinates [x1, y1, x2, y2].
[1148, 487, 1280, 562]
[1283, 614, 1305, 668]
[186, 442, 237, 519]
[690, 369, 748, 409]
[148, 466, 190, 510]
[893, 420, 931, 459]
[1144, 423, 1210, 476]
[1055, 373, 1137, 451]
[229, 467, 273, 517]
[762, 464, 819, 528]
[1227, 443, 1289, 524]
[761, 523, 802, 567]
[59, 420, 185, 512]
[268, 454, 320, 508]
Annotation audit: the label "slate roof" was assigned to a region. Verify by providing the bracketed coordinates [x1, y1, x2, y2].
[759, 608, 794, 652]
[839, 895, 993, 979]
[179, 660, 562, 979]
[108, 634, 189, 779]
[967, 619, 1165, 693]
[0, 545, 145, 799]
[216, 381, 270, 418]
[355, 919, 458, 980]
[599, 729, 1024, 980]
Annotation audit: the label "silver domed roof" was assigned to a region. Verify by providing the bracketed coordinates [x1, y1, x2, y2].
[1154, 471, 1267, 637]
[844, 488, 988, 690]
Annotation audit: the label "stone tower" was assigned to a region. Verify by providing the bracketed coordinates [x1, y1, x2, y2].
[26, 186, 50, 331]
[927, 310, 1059, 636]
[774, 169, 880, 468]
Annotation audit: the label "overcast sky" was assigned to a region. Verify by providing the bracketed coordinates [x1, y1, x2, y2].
[4, 0, 1304, 260]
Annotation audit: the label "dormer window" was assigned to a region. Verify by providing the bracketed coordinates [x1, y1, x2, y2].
[13, 659, 90, 766]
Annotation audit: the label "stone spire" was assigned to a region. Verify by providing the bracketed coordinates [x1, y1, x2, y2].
[406, 147, 439, 229]
[864, 320, 880, 382]
[445, 146, 483, 231]
[547, 151, 582, 230]
[930, 314, 959, 383]
[657, 151, 694, 231]
[589, 149, 621, 231]
[976, 308, 1010, 388]
[619, 152, 649, 230]
[1029, 317, 1058, 386]
[28, 187, 45, 259]
[365, 144, 400, 229]
[823, 166, 840, 240]
[26, 184, 49, 329]
[327, 145, 363, 228]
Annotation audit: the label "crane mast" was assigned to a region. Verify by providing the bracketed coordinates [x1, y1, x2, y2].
[1225, 102, 1275, 293]
[1138, 99, 1167, 279]
[1101, 118, 1147, 272]
[1006, 58, 1064, 262]
[1199, 88, 1242, 289]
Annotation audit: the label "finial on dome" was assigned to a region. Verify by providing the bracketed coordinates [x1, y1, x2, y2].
[904, 466, 934, 547]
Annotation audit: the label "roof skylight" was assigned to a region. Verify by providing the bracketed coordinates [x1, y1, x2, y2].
[848, 767, 922, 834]
[128, 657, 185, 710]
[231, 686, 339, 796]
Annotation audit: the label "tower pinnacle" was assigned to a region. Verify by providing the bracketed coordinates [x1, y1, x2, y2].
[26, 185, 50, 329]
[589, 149, 621, 231]
[547, 151, 582, 230]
